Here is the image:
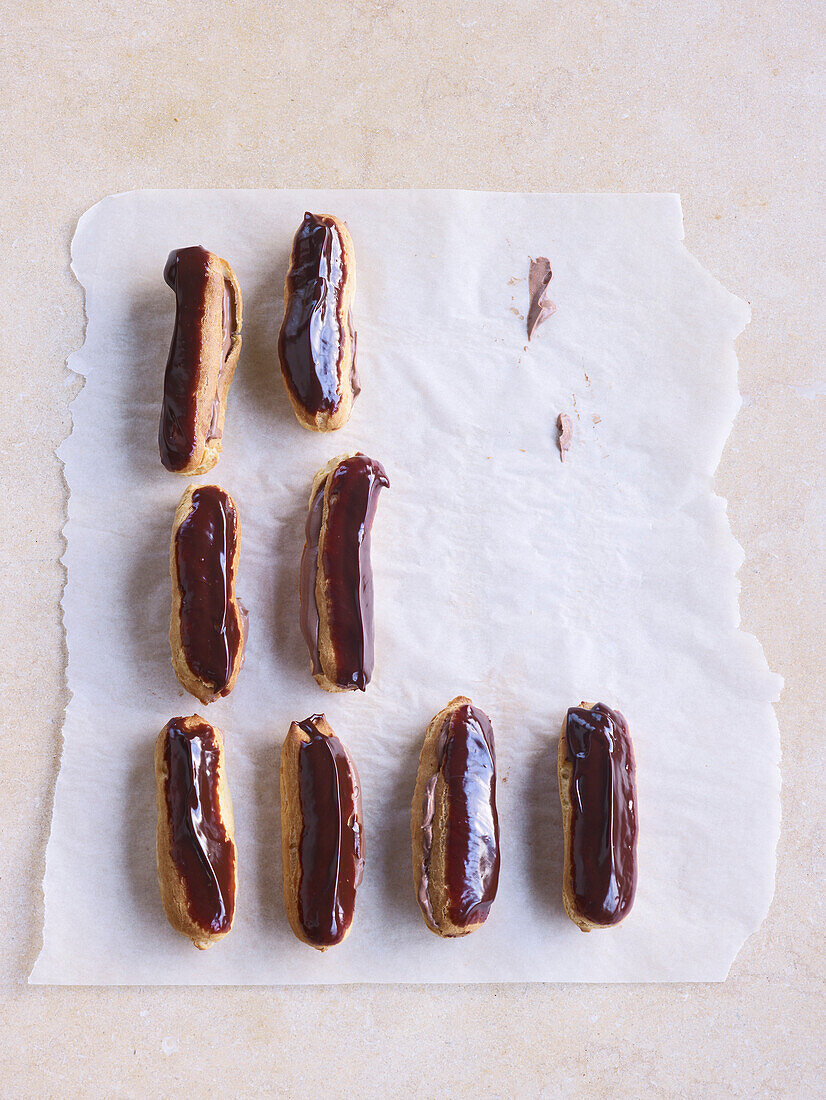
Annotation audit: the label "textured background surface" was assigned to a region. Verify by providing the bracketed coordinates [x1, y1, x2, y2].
[1, 1, 823, 1095]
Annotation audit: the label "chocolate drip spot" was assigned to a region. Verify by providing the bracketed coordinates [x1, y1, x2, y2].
[297, 714, 325, 738]
[527, 256, 556, 340]
[564, 703, 638, 926]
[556, 412, 573, 462]
[164, 720, 235, 935]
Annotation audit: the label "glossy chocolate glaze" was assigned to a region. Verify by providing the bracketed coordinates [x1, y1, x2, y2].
[164, 719, 235, 935]
[317, 454, 389, 690]
[299, 486, 325, 676]
[295, 716, 363, 947]
[564, 703, 637, 926]
[423, 705, 500, 930]
[160, 246, 212, 471]
[174, 485, 243, 697]
[279, 213, 353, 416]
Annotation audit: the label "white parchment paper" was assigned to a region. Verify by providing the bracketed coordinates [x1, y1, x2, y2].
[33, 190, 781, 984]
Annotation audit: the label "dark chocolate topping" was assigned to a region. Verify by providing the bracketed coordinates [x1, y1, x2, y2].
[296, 719, 363, 947]
[159, 246, 213, 471]
[564, 702, 637, 926]
[430, 704, 500, 930]
[279, 212, 352, 416]
[174, 485, 243, 697]
[297, 714, 325, 737]
[164, 719, 235, 935]
[298, 486, 325, 676]
[318, 454, 389, 690]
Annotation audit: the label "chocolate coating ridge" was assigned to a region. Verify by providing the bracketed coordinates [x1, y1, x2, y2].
[427, 705, 500, 930]
[295, 717, 364, 947]
[563, 703, 637, 927]
[317, 454, 389, 690]
[174, 485, 243, 697]
[164, 719, 235, 936]
[279, 212, 350, 417]
[298, 485, 325, 677]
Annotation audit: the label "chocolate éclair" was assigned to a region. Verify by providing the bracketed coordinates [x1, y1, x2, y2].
[558, 702, 638, 931]
[280, 714, 364, 950]
[299, 452, 389, 692]
[278, 213, 359, 431]
[155, 716, 237, 949]
[411, 697, 501, 937]
[169, 484, 247, 704]
[159, 246, 242, 475]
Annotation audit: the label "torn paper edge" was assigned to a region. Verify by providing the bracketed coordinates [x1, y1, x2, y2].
[674, 203, 783, 977]
[29, 207, 95, 985]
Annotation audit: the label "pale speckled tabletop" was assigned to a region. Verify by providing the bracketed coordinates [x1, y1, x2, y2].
[1, 2, 824, 1097]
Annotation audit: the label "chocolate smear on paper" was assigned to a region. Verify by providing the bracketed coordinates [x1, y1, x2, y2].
[556, 413, 573, 462]
[527, 257, 556, 340]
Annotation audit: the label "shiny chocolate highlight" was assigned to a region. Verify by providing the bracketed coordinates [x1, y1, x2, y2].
[420, 704, 500, 931]
[279, 212, 352, 418]
[563, 702, 637, 927]
[163, 719, 235, 935]
[317, 454, 389, 690]
[295, 717, 364, 947]
[174, 485, 243, 697]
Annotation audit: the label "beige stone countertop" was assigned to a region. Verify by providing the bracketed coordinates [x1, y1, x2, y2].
[1, 2, 823, 1096]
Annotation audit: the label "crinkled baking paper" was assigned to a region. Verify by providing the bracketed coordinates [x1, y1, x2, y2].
[32, 191, 781, 984]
